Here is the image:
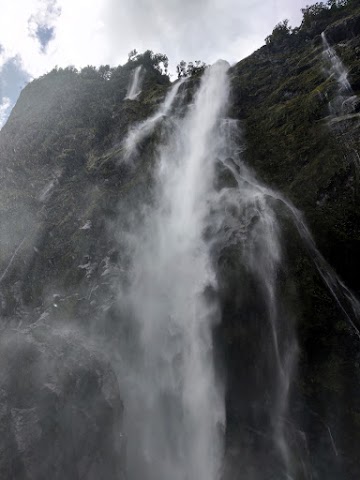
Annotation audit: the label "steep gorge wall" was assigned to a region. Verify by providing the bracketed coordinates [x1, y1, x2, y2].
[226, 4, 360, 477]
[0, 3, 359, 479]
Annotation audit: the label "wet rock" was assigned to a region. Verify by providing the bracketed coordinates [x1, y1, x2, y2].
[0, 324, 124, 480]
[325, 13, 360, 44]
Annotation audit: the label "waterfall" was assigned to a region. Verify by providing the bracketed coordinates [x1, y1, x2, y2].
[321, 32, 358, 117]
[115, 56, 360, 480]
[117, 61, 229, 480]
[321, 32, 360, 195]
[123, 77, 185, 160]
[284, 203, 360, 339]
[322, 32, 351, 94]
[125, 65, 144, 100]
[209, 120, 298, 478]
[222, 156, 360, 338]
[213, 118, 360, 477]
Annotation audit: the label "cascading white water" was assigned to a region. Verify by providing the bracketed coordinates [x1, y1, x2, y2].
[125, 65, 144, 100]
[221, 149, 360, 339]
[321, 32, 360, 180]
[208, 119, 298, 478]
[123, 77, 185, 160]
[115, 55, 360, 480]
[282, 201, 360, 339]
[118, 61, 229, 480]
[211, 118, 360, 478]
[322, 32, 351, 93]
[321, 32, 358, 116]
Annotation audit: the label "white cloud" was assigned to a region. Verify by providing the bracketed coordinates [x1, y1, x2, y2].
[0, 0, 318, 128]
[0, 0, 317, 121]
[0, 97, 11, 128]
[0, 0, 316, 75]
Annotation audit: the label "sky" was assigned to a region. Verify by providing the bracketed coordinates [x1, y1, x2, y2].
[0, 0, 318, 127]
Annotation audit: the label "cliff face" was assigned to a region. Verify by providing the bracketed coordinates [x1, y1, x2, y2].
[0, 325, 124, 480]
[0, 2, 359, 479]
[227, 4, 360, 477]
[230, 4, 360, 289]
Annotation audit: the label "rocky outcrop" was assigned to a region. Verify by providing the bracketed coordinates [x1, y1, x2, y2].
[0, 323, 124, 480]
[325, 11, 360, 43]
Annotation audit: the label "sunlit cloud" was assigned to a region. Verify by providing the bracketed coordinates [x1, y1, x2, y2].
[0, 96, 11, 128]
[0, 0, 316, 126]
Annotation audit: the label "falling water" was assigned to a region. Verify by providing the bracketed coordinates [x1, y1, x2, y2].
[245, 173, 360, 331]
[321, 33, 360, 202]
[123, 77, 185, 160]
[321, 32, 358, 116]
[321, 32, 351, 93]
[222, 151, 360, 339]
[283, 201, 360, 338]
[208, 119, 298, 478]
[115, 56, 360, 480]
[212, 118, 360, 477]
[118, 61, 229, 480]
[125, 65, 144, 100]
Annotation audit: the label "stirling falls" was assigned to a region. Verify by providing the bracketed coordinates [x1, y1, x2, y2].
[1, 2, 360, 479]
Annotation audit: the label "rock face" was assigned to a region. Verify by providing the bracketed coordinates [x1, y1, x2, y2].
[0, 324, 124, 480]
[0, 59, 168, 480]
[226, 3, 360, 477]
[325, 11, 360, 43]
[0, 3, 359, 479]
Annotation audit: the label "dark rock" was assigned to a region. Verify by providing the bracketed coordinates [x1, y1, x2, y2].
[0, 4, 360, 478]
[0, 324, 124, 480]
[325, 13, 360, 44]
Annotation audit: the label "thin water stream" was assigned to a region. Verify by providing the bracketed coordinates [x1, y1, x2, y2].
[125, 66, 144, 100]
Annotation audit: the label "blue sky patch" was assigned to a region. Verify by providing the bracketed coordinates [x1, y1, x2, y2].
[36, 24, 55, 52]
[0, 57, 30, 127]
